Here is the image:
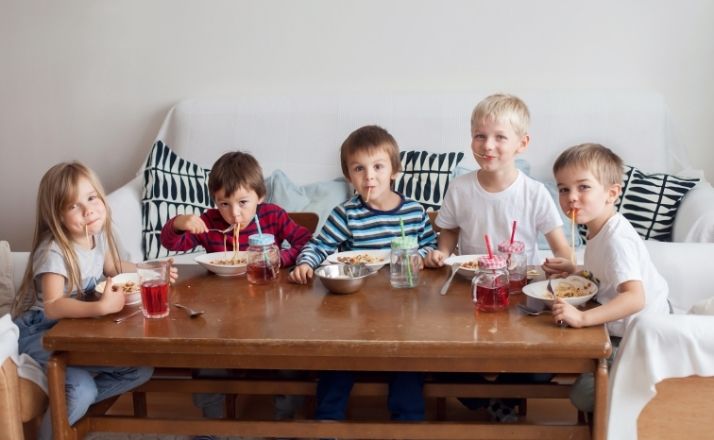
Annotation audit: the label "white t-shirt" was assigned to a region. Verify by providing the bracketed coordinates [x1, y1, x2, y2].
[585, 213, 670, 337]
[436, 170, 563, 264]
[30, 233, 107, 310]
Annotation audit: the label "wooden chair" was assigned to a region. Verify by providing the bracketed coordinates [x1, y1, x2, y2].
[288, 212, 319, 233]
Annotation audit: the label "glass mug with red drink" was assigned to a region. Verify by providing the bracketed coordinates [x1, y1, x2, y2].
[137, 260, 170, 318]
[497, 240, 527, 293]
[472, 255, 510, 312]
[246, 233, 280, 285]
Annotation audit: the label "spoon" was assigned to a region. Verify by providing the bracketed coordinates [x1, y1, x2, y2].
[517, 304, 551, 316]
[439, 263, 462, 295]
[173, 303, 204, 318]
[113, 309, 142, 323]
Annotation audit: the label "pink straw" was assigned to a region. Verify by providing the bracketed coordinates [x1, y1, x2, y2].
[510, 220, 517, 244]
[484, 234, 493, 259]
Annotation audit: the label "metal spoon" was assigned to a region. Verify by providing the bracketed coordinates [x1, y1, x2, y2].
[113, 309, 142, 323]
[173, 303, 204, 318]
[439, 263, 462, 295]
[517, 304, 551, 316]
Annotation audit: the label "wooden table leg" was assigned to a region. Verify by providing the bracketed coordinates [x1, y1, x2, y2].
[47, 353, 76, 440]
[592, 358, 608, 440]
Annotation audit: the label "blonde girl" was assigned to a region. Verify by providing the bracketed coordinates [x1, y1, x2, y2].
[13, 162, 154, 440]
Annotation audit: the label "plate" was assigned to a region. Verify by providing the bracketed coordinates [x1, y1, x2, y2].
[443, 254, 485, 279]
[96, 273, 141, 305]
[195, 252, 249, 277]
[326, 250, 390, 270]
[522, 275, 598, 307]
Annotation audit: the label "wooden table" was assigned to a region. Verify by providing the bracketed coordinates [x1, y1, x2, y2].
[44, 264, 611, 439]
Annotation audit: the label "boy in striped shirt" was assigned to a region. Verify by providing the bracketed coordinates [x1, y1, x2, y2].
[289, 125, 437, 422]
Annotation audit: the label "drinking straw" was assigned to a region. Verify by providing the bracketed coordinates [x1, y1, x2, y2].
[510, 220, 517, 244]
[400, 218, 414, 287]
[365, 187, 372, 203]
[484, 234, 493, 259]
[254, 214, 276, 277]
[570, 209, 577, 266]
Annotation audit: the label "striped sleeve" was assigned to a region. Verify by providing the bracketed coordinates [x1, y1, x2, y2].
[295, 204, 352, 269]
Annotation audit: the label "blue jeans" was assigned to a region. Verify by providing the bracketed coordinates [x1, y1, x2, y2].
[15, 309, 154, 440]
[315, 371, 424, 421]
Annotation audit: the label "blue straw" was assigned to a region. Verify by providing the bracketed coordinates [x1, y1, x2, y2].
[254, 214, 263, 236]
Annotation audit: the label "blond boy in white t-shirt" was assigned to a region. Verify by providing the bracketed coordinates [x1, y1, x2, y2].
[543, 142, 670, 413]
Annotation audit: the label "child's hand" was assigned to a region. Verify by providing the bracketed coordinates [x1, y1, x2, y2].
[173, 214, 209, 234]
[99, 277, 125, 315]
[288, 264, 313, 284]
[424, 250, 447, 268]
[541, 257, 575, 278]
[551, 298, 586, 328]
[167, 258, 179, 284]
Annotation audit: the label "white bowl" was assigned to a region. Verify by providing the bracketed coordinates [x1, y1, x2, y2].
[443, 254, 485, 279]
[96, 273, 141, 305]
[522, 275, 598, 307]
[195, 251, 249, 277]
[326, 250, 390, 271]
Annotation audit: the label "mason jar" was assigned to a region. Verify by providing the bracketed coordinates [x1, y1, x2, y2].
[472, 255, 510, 312]
[246, 233, 280, 284]
[390, 236, 420, 288]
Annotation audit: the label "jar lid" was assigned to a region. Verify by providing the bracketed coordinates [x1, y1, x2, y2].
[391, 236, 418, 249]
[497, 240, 525, 253]
[248, 233, 275, 246]
[478, 255, 507, 269]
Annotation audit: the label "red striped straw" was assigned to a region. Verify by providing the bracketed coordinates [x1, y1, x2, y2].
[484, 234, 493, 259]
[510, 220, 517, 244]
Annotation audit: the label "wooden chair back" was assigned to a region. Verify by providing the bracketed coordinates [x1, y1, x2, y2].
[288, 212, 319, 234]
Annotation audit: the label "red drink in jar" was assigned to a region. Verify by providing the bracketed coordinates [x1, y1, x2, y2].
[508, 275, 528, 292]
[475, 284, 509, 312]
[246, 261, 278, 284]
[140, 281, 169, 318]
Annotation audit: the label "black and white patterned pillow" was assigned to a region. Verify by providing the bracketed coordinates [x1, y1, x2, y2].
[141, 141, 213, 260]
[395, 150, 465, 211]
[578, 165, 699, 242]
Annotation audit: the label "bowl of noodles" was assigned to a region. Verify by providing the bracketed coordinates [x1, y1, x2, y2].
[522, 275, 598, 307]
[195, 251, 249, 277]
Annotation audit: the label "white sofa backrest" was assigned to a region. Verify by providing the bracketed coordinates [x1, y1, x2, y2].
[154, 91, 687, 184]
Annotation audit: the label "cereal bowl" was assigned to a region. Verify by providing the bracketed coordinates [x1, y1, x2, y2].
[195, 252, 248, 277]
[326, 250, 390, 271]
[315, 264, 376, 294]
[95, 273, 141, 305]
[522, 275, 598, 307]
[443, 254, 485, 279]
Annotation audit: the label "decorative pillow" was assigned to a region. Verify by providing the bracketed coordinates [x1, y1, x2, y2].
[395, 150, 465, 211]
[264, 169, 351, 232]
[578, 165, 700, 243]
[142, 141, 213, 260]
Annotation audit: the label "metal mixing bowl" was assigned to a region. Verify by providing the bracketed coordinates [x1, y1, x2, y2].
[315, 264, 374, 294]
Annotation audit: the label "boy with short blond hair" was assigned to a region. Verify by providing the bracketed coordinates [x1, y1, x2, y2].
[545, 143, 670, 413]
[425, 93, 572, 422]
[290, 124, 437, 422]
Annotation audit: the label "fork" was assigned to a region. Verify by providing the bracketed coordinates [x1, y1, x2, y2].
[173, 303, 205, 318]
[439, 263, 462, 295]
[206, 225, 235, 234]
[113, 309, 142, 323]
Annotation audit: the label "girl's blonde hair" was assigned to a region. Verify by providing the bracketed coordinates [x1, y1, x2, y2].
[12, 162, 123, 317]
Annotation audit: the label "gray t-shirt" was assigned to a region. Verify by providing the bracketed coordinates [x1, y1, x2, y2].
[30, 232, 107, 310]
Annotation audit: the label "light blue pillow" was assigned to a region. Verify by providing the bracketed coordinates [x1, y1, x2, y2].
[264, 169, 351, 231]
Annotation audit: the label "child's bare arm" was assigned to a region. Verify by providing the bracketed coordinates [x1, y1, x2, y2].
[104, 258, 136, 277]
[42, 273, 124, 319]
[552, 280, 645, 328]
[425, 228, 459, 267]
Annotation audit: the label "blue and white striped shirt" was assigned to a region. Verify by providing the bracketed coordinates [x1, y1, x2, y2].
[296, 193, 437, 268]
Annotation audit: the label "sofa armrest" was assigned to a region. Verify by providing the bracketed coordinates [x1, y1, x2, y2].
[107, 175, 144, 263]
[644, 240, 714, 313]
[672, 181, 714, 242]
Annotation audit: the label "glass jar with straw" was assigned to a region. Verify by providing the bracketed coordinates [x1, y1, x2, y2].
[390, 219, 420, 288]
[246, 215, 280, 284]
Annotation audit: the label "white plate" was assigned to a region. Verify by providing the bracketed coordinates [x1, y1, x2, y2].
[443, 254, 485, 279]
[195, 251, 249, 277]
[522, 275, 598, 307]
[96, 273, 141, 305]
[326, 250, 390, 270]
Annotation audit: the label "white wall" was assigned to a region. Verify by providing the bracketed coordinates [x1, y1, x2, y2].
[2, 0, 713, 251]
